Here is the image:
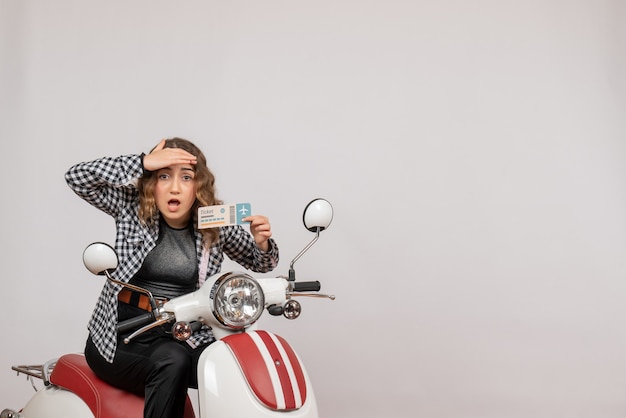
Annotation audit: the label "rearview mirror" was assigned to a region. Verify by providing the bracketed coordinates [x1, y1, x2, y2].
[289, 198, 334, 281]
[303, 198, 333, 232]
[83, 242, 118, 276]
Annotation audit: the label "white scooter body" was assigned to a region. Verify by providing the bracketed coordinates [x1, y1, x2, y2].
[163, 277, 319, 417]
[19, 387, 93, 418]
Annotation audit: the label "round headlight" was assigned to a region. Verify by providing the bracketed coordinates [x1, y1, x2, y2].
[212, 272, 264, 329]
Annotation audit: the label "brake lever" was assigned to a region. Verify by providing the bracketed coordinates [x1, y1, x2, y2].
[287, 292, 335, 300]
[123, 314, 174, 344]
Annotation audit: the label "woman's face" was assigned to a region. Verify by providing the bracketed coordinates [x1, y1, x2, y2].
[154, 163, 197, 228]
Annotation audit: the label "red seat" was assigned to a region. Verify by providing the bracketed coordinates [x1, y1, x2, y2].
[50, 353, 195, 418]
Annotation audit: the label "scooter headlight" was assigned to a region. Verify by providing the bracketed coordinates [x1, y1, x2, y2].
[212, 272, 264, 329]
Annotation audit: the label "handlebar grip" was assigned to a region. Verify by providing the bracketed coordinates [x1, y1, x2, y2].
[117, 312, 154, 334]
[293, 281, 321, 292]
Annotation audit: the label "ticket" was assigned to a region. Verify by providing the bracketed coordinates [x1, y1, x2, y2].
[198, 203, 252, 229]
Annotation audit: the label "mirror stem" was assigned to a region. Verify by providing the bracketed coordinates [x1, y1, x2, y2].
[104, 271, 158, 311]
[288, 227, 321, 281]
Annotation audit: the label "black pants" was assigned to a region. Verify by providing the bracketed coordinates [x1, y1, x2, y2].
[84, 306, 211, 418]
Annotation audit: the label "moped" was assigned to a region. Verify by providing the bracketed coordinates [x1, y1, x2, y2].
[1, 198, 335, 418]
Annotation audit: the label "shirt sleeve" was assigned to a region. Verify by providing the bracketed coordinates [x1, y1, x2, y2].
[65, 154, 144, 217]
[221, 225, 279, 273]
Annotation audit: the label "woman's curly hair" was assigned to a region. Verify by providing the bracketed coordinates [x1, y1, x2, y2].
[136, 137, 222, 247]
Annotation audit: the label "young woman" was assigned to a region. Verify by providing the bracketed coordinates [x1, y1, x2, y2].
[65, 137, 279, 418]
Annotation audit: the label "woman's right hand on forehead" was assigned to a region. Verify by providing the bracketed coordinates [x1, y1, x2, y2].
[143, 139, 197, 172]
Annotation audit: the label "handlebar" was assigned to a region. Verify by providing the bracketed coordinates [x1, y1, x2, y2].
[292, 281, 321, 292]
[117, 312, 154, 334]
[116, 279, 330, 340]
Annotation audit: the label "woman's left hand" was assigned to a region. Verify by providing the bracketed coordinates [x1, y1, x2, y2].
[244, 215, 272, 252]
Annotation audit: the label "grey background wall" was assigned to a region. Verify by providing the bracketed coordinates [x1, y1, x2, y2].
[1, 1, 625, 417]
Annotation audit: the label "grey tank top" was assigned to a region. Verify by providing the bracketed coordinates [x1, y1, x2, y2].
[129, 220, 199, 299]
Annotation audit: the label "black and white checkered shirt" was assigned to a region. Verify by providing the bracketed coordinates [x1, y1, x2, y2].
[65, 153, 279, 363]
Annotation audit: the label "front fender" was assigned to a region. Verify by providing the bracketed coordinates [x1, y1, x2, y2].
[198, 331, 318, 417]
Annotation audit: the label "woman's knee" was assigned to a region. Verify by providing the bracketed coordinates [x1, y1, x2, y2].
[149, 343, 192, 382]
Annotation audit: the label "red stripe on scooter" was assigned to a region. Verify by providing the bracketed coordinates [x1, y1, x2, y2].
[224, 333, 278, 409]
[274, 333, 307, 404]
[257, 331, 296, 409]
[224, 331, 307, 411]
